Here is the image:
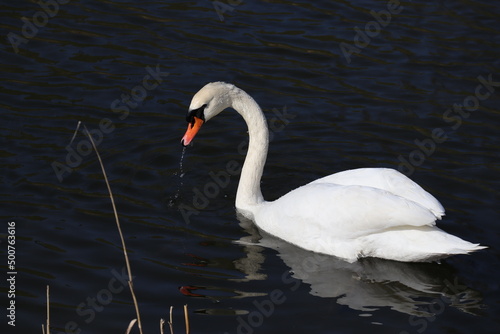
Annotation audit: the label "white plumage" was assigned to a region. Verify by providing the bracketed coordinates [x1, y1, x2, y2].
[181, 82, 486, 263]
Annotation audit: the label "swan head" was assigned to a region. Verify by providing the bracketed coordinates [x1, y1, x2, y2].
[181, 82, 235, 146]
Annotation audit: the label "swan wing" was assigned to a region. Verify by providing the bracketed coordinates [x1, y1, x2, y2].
[311, 168, 445, 219]
[255, 182, 441, 261]
[259, 182, 438, 239]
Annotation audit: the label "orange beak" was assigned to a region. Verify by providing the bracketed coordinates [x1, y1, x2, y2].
[181, 116, 204, 146]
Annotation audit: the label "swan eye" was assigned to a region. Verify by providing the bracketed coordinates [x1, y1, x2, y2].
[186, 104, 207, 126]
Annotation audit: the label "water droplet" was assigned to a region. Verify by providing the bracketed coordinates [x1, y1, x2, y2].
[168, 146, 187, 207]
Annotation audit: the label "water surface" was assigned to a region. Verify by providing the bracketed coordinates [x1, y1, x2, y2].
[1, 0, 499, 333]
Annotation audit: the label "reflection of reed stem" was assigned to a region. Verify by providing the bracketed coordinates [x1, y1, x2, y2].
[83, 124, 143, 334]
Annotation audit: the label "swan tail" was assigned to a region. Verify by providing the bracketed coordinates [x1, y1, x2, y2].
[412, 243, 487, 263]
[359, 226, 487, 262]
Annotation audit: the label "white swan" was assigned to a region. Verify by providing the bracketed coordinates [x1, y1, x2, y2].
[181, 82, 486, 263]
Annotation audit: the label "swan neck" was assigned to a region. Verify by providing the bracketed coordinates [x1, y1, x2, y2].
[231, 89, 269, 217]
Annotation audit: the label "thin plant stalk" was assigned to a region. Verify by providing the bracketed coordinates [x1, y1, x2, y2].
[42, 285, 50, 334]
[160, 318, 165, 334]
[46, 285, 50, 334]
[168, 306, 174, 334]
[69, 121, 81, 146]
[82, 124, 143, 334]
[126, 319, 138, 334]
[184, 304, 190, 334]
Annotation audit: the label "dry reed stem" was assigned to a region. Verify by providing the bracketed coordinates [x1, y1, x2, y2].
[184, 304, 190, 334]
[46, 285, 50, 334]
[168, 306, 174, 334]
[82, 124, 143, 334]
[69, 121, 81, 146]
[160, 318, 165, 334]
[66, 123, 189, 334]
[125, 319, 138, 334]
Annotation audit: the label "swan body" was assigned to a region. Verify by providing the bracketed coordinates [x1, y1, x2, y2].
[181, 82, 486, 263]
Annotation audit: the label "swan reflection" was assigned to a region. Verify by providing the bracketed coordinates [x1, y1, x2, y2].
[235, 216, 484, 317]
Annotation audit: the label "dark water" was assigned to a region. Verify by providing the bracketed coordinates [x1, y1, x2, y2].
[1, 0, 499, 333]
